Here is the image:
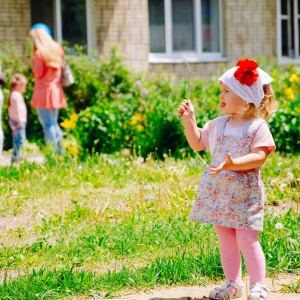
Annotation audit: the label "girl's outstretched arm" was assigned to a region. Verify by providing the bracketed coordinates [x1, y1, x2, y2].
[178, 100, 205, 151]
[210, 147, 268, 174]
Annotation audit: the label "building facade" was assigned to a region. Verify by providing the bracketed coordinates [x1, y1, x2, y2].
[0, 0, 297, 79]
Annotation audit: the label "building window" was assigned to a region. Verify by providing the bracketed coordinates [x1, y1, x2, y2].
[30, 0, 92, 52]
[277, 0, 300, 60]
[148, 0, 222, 62]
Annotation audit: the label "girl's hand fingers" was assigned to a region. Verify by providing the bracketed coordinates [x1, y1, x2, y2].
[177, 106, 185, 116]
[178, 101, 187, 116]
[210, 153, 234, 174]
[210, 164, 223, 175]
[226, 153, 233, 164]
[209, 167, 218, 175]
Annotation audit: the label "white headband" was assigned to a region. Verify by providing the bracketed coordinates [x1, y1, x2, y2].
[218, 62, 273, 107]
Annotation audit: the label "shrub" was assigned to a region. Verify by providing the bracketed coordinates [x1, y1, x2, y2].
[0, 44, 299, 157]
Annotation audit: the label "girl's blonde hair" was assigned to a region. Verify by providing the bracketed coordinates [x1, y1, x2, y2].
[9, 73, 27, 90]
[244, 84, 278, 119]
[29, 28, 62, 68]
[8, 73, 27, 107]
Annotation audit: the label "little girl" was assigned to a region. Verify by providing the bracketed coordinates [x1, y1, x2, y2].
[178, 59, 277, 300]
[8, 74, 28, 162]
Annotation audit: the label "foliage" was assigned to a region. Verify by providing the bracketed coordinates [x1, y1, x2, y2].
[267, 66, 300, 153]
[0, 44, 299, 157]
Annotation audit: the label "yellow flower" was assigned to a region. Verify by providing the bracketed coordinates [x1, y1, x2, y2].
[85, 112, 91, 117]
[60, 141, 67, 148]
[131, 114, 145, 126]
[284, 87, 294, 100]
[125, 135, 130, 141]
[106, 120, 110, 124]
[111, 134, 115, 139]
[69, 146, 78, 155]
[131, 117, 137, 125]
[137, 124, 144, 131]
[70, 113, 78, 122]
[69, 121, 76, 129]
[135, 113, 144, 122]
[60, 120, 69, 128]
[289, 74, 299, 83]
[60, 119, 76, 129]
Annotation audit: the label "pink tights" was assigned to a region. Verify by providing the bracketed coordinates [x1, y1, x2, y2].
[214, 225, 265, 285]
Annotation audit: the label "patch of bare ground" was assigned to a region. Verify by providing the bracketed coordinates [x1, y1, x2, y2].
[266, 201, 299, 215]
[0, 185, 117, 246]
[55, 274, 300, 299]
[0, 195, 74, 247]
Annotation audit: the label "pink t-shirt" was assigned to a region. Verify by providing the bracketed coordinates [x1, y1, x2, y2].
[31, 47, 66, 109]
[8, 91, 27, 122]
[199, 116, 276, 155]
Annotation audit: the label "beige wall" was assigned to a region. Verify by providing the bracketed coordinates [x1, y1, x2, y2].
[92, 0, 149, 71]
[223, 0, 276, 62]
[0, 0, 30, 51]
[0, 0, 277, 80]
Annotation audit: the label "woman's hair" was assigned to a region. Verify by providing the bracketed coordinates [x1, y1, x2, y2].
[8, 73, 27, 107]
[29, 28, 62, 68]
[244, 84, 278, 119]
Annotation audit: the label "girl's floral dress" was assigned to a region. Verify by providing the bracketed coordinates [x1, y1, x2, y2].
[189, 116, 266, 231]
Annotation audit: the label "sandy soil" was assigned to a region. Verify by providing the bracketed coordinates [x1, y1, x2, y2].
[0, 153, 45, 166]
[112, 274, 300, 300]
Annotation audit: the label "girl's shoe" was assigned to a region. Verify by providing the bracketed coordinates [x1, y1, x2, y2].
[248, 283, 269, 300]
[209, 280, 244, 299]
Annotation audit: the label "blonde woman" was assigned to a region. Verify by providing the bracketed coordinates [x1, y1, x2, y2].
[29, 23, 66, 154]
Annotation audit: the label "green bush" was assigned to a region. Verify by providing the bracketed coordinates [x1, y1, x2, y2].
[267, 65, 300, 153]
[0, 43, 299, 157]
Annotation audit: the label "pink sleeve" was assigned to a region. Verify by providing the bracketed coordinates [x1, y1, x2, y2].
[10, 93, 22, 121]
[199, 118, 219, 151]
[251, 122, 276, 155]
[33, 50, 45, 78]
[9, 93, 18, 120]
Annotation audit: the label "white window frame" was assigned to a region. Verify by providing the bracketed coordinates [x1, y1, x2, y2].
[53, 0, 93, 53]
[149, 0, 226, 63]
[277, 0, 300, 63]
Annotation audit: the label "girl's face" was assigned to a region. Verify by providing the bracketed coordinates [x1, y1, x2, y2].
[219, 82, 246, 118]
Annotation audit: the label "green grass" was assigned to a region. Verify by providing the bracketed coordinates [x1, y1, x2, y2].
[0, 151, 299, 299]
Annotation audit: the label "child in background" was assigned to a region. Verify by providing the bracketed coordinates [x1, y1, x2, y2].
[178, 59, 277, 300]
[8, 74, 28, 162]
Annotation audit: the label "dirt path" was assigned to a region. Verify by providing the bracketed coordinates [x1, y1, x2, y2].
[0, 153, 45, 166]
[112, 274, 300, 300]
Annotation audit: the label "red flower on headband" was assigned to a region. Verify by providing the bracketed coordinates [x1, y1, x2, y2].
[234, 59, 259, 86]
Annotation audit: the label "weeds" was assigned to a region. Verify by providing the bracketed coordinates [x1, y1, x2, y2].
[0, 151, 298, 298]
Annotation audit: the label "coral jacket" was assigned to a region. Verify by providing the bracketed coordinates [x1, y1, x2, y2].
[31, 47, 66, 109]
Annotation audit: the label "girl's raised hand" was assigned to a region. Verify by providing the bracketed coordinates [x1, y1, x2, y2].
[177, 99, 194, 117]
[210, 153, 234, 175]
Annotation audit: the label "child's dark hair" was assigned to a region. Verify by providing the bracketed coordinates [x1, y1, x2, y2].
[0, 73, 6, 86]
[0, 63, 6, 86]
[7, 74, 27, 107]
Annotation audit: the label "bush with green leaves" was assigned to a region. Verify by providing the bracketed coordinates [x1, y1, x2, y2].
[1, 43, 299, 156]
